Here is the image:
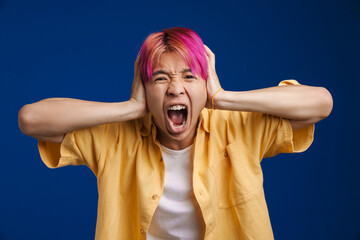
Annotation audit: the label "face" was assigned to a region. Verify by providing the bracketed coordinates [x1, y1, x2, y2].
[144, 52, 207, 150]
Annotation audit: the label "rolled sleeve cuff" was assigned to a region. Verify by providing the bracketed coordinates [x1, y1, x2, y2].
[38, 131, 83, 169]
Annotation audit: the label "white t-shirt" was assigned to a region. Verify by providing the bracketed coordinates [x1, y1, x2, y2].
[147, 144, 205, 240]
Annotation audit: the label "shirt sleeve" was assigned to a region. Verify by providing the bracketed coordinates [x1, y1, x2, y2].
[236, 80, 315, 161]
[248, 79, 315, 159]
[38, 124, 107, 176]
[258, 113, 314, 159]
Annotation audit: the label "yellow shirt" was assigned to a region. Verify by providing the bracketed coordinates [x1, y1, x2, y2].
[38, 80, 314, 240]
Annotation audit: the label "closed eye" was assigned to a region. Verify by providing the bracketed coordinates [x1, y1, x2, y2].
[184, 75, 196, 80]
[153, 77, 171, 84]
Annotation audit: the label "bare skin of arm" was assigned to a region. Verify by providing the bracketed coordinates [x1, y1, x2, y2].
[204, 45, 333, 130]
[18, 55, 147, 144]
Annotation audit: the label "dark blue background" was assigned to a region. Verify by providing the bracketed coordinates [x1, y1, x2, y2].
[1, 0, 359, 239]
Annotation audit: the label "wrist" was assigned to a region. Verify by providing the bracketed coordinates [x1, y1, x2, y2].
[212, 89, 227, 110]
[214, 90, 248, 111]
[211, 88, 224, 109]
[127, 98, 148, 119]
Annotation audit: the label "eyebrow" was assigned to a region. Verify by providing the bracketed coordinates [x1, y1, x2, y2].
[152, 68, 192, 77]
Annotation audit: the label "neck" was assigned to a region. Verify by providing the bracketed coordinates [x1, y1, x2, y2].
[157, 129, 196, 150]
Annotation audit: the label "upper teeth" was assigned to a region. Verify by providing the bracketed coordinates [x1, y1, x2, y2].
[168, 105, 186, 110]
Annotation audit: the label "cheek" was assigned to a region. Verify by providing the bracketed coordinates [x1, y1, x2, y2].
[198, 81, 207, 103]
[145, 85, 164, 114]
[190, 83, 207, 111]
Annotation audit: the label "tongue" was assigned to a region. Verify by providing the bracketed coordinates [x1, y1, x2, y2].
[169, 110, 185, 125]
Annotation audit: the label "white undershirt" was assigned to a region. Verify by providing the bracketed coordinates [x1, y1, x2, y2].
[147, 144, 205, 240]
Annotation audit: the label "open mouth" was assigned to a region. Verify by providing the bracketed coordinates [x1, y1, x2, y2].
[167, 104, 188, 130]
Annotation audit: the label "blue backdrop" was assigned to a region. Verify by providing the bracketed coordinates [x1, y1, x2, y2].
[1, 0, 359, 239]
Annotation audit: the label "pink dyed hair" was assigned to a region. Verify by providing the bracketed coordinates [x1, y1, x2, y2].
[138, 27, 208, 83]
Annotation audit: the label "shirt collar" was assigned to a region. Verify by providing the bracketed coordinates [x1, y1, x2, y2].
[138, 113, 153, 137]
[198, 108, 210, 133]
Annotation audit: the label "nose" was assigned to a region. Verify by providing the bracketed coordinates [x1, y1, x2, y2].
[167, 80, 185, 96]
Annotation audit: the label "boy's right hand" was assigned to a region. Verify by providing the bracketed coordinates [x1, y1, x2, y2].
[129, 54, 148, 118]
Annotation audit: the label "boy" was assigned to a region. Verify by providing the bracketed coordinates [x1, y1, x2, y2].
[19, 27, 333, 239]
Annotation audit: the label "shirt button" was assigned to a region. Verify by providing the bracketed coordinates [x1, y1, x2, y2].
[140, 228, 145, 234]
[152, 194, 158, 200]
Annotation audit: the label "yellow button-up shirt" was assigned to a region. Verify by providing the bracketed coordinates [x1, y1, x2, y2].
[38, 81, 314, 240]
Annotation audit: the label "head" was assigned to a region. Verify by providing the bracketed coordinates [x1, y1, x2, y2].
[138, 27, 208, 150]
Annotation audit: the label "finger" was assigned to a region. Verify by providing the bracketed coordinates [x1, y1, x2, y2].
[134, 55, 142, 78]
[204, 46, 211, 68]
[135, 51, 141, 62]
[204, 45, 215, 69]
[134, 53, 141, 71]
[204, 45, 213, 56]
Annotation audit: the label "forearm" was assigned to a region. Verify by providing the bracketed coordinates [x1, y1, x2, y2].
[18, 98, 144, 138]
[215, 85, 333, 121]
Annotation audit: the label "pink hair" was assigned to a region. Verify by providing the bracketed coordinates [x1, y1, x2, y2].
[138, 27, 208, 83]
